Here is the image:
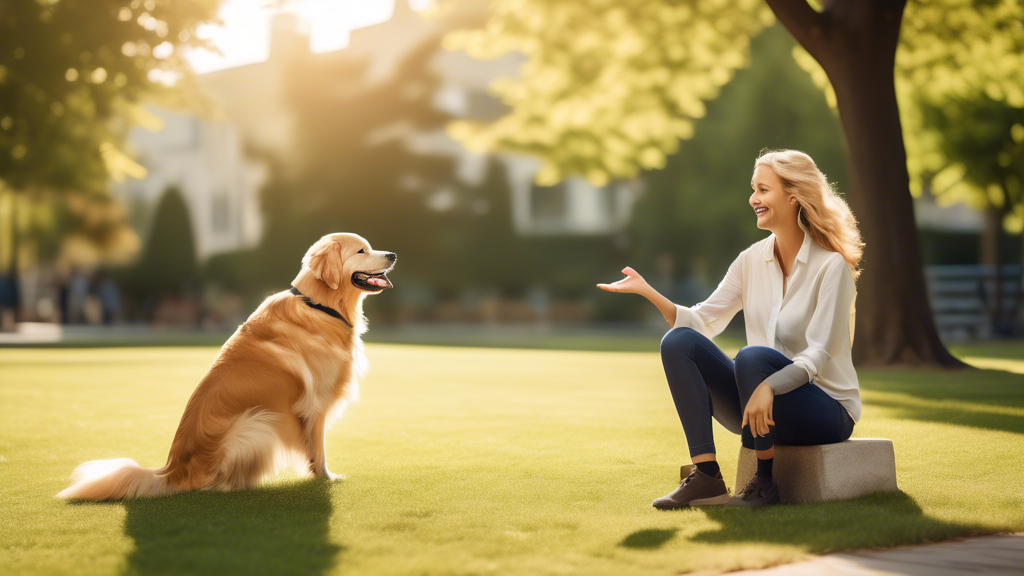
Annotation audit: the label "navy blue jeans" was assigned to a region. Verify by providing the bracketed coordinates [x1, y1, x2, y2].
[660, 327, 854, 457]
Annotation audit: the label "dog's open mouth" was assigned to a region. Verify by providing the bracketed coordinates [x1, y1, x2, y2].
[352, 269, 393, 292]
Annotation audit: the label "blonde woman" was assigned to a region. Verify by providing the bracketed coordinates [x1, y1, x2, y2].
[598, 149, 863, 509]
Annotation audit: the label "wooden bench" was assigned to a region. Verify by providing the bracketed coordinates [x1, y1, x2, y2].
[925, 264, 1022, 340]
[732, 439, 898, 503]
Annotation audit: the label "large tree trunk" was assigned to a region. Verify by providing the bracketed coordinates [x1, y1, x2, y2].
[766, 0, 968, 367]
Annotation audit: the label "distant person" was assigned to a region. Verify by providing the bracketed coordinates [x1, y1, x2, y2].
[0, 274, 18, 331]
[96, 274, 123, 325]
[598, 149, 863, 509]
[66, 268, 92, 324]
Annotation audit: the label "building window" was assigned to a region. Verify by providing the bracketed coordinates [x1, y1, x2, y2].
[530, 182, 568, 227]
[212, 194, 230, 234]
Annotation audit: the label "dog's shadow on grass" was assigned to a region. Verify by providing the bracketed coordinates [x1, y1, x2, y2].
[116, 479, 341, 576]
[687, 490, 986, 552]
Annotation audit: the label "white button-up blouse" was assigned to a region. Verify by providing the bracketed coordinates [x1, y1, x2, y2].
[672, 227, 861, 422]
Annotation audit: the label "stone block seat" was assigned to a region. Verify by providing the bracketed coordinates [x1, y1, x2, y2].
[733, 438, 898, 503]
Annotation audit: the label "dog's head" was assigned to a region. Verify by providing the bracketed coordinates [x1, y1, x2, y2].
[302, 233, 395, 295]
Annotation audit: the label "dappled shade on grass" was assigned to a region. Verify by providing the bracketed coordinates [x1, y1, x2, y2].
[859, 367, 1024, 435]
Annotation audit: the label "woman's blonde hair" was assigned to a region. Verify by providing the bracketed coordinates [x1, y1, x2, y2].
[752, 149, 864, 281]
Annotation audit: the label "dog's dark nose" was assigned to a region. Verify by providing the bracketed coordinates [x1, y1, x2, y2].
[385, 252, 397, 262]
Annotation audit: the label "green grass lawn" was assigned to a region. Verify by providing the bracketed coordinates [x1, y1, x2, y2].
[1, 343, 1022, 576]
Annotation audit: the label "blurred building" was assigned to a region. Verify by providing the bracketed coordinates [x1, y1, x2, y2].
[340, 1, 639, 236]
[114, 110, 266, 260]
[913, 189, 983, 236]
[114, 1, 999, 263]
[118, 0, 990, 263]
[118, 1, 638, 257]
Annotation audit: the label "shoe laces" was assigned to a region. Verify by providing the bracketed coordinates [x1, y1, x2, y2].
[739, 475, 768, 497]
[680, 466, 699, 487]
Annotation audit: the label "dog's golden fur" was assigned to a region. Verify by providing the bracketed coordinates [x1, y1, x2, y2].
[57, 233, 395, 500]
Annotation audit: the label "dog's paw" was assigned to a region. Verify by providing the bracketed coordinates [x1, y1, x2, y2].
[312, 467, 345, 482]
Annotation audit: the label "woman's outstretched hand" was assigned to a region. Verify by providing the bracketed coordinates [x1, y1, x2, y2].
[598, 266, 678, 326]
[596, 267, 651, 296]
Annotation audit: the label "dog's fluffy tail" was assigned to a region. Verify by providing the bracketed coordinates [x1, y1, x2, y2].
[56, 458, 174, 501]
[58, 409, 284, 500]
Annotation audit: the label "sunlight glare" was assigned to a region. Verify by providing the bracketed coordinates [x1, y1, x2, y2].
[185, 0, 420, 74]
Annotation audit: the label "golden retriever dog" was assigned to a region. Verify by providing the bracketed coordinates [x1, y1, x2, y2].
[57, 233, 395, 500]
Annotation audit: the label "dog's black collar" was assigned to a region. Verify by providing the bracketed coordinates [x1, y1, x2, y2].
[290, 287, 353, 328]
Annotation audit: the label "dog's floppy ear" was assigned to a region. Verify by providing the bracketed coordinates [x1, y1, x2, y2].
[304, 239, 344, 290]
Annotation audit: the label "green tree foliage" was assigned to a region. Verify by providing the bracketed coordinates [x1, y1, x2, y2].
[447, 0, 1021, 195]
[0, 186, 140, 274]
[120, 186, 199, 301]
[258, 32, 462, 294]
[790, 0, 1024, 233]
[0, 0, 219, 192]
[445, 0, 1024, 365]
[630, 24, 847, 299]
[428, 157, 513, 294]
[906, 91, 1024, 331]
[910, 97, 1024, 233]
[259, 25, 626, 316]
[905, 2, 1024, 235]
[1, 0, 219, 281]
[445, 0, 773, 187]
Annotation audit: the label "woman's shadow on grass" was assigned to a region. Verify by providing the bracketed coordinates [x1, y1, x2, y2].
[692, 491, 985, 550]
[117, 479, 341, 576]
[620, 491, 989, 553]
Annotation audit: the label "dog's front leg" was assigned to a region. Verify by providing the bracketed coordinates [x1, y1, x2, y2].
[304, 416, 343, 481]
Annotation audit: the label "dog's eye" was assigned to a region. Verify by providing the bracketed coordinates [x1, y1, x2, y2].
[357, 249, 365, 254]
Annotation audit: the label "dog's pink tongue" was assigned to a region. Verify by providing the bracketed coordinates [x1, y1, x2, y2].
[368, 277, 387, 287]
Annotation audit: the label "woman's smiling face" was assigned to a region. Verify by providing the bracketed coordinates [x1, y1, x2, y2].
[750, 165, 798, 231]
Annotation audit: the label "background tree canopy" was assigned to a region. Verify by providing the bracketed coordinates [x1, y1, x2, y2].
[445, 0, 773, 188]
[793, 0, 1024, 235]
[0, 0, 219, 192]
[117, 186, 199, 302]
[256, 29, 627, 319]
[257, 33, 461, 299]
[444, 0, 1024, 366]
[629, 23, 847, 303]
[0, 0, 220, 275]
[445, 0, 1022, 193]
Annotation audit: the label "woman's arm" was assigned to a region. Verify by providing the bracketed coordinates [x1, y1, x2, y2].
[597, 267, 677, 326]
[673, 257, 744, 338]
[598, 255, 744, 336]
[646, 286, 679, 326]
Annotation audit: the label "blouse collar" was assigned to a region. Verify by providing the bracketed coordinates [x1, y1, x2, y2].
[766, 225, 813, 265]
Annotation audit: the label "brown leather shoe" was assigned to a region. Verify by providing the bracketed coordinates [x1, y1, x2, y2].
[652, 465, 731, 510]
[727, 474, 780, 509]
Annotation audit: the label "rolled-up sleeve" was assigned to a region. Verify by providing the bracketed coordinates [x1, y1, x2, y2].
[785, 255, 856, 386]
[764, 363, 811, 395]
[673, 256, 743, 339]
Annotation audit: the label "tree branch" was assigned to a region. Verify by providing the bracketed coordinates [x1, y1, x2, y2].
[763, 0, 829, 59]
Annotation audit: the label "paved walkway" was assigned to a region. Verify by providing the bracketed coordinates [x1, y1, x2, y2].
[726, 533, 1023, 575]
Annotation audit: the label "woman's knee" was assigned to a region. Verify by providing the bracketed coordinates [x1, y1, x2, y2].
[661, 327, 702, 358]
[734, 346, 776, 370]
[733, 345, 784, 386]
